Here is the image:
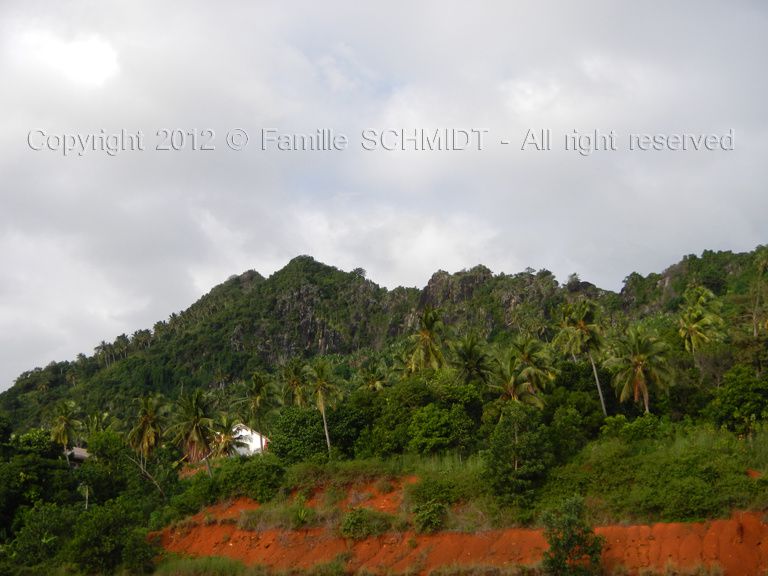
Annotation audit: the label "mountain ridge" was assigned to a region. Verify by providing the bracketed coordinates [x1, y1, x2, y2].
[0, 246, 762, 430]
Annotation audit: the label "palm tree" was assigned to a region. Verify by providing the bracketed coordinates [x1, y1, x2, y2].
[555, 300, 608, 416]
[279, 359, 308, 408]
[509, 335, 556, 394]
[677, 285, 724, 367]
[450, 334, 493, 387]
[752, 247, 768, 338]
[50, 400, 82, 465]
[210, 412, 247, 458]
[489, 347, 544, 408]
[604, 327, 672, 414]
[238, 371, 276, 452]
[354, 359, 389, 393]
[407, 306, 445, 373]
[128, 395, 166, 469]
[83, 411, 112, 440]
[303, 358, 342, 457]
[169, 389, 215, 467]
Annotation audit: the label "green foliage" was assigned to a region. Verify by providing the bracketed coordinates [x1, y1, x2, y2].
[269, 407, 327, 464]
[541, 425, 756, 522]
[65, 497, 150, 574]
[541, 496, 603, 576]
[407, 403, 473, 455]
[11, 503, 79, 568]
[705, 365, 768, 433]
[217, 454, 285, 502]
[413, 500, 448, 533]
[339, 507, 394, 539]
[484, 403, 553, 507]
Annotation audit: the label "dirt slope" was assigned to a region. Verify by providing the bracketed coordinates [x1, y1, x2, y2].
[160, 488, 768, 575]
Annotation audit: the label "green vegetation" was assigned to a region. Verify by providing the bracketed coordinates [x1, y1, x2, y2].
[541, 496, 603, 576]
[1, 246, 768, 574]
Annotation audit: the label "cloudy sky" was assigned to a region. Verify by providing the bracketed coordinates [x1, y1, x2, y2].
[1, 2, 766, 391]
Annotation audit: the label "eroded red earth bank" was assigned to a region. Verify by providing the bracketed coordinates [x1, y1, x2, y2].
[160, 487, 768, 575]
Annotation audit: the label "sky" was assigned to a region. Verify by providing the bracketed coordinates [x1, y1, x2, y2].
[0, 2, 767, 391]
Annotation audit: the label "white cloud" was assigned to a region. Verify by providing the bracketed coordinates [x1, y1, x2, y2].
[0, 1, 766, 390]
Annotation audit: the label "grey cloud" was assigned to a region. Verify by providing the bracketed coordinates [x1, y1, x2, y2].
[0, 1, 766, 390]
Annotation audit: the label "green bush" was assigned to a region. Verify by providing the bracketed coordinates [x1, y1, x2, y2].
[484, 403, 553, 507]
[413, 501, 448, 533]
[541, 496, 603, 576]
[269, 407, 327, 464]
[339, 507, 394, 539]
[540, 425, 756, 523]
[11, 502, 79, 567]
[217, 454, 285, 503]
[407, 476, 460, 507]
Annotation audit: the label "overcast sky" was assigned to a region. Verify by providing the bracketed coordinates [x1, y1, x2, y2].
[1, 2, 766, 391]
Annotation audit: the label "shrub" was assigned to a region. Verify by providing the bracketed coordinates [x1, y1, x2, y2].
[413, 501, 448, 533]
[340, 508, 394, 539]
[484, 403, 553, 507]
[541, 496, 603, 576]
[217, 453, 285, 503]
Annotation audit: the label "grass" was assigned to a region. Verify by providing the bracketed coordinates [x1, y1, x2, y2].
[154, 554, 352, 576]
[238, 497, 320, 531]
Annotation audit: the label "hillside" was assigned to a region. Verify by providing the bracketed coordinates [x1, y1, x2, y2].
[1, 245, 767, 576]
[1, 247, 762, 431]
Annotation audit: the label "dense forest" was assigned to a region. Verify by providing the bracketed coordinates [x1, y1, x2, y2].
[1, 246, 767, 575]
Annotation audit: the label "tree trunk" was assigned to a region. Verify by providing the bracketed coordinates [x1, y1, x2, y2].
[588, 352, 607, 417]
[321, 407, 332, 457]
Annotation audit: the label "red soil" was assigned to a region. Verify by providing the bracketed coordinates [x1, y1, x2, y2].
[160, 496, 768, 576]
[160, 474, 768, 575]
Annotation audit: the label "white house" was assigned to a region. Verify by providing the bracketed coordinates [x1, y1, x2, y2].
[232, 424, 269, 456]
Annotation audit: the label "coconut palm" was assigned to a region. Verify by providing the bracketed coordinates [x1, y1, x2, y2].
[752, 247, 768, 338]
[605, 327, 672, 414]
[677, 285, 724, 366]
[169, 389, 215, 466]
[450, 334, 493, 387]
[279, 359, 308, 408]
[407, 306, 445, 373]
[554, 300, 608, 416]
[210, 412, 247, 458]
[509, 335, 556, 394]
[303, 358, 343, 457]
[50, 400, 82, 465]
[238, 371, 277, 452]
[83, 411, 112, 440]
[354, 359, 389, 393]
[128, 395, 166, 468]
[489, 347, 545, 408]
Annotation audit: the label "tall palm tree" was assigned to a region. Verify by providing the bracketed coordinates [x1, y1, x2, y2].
[450, 334, 493, 387]
[605, 327, 672, 414]
[238, 371, 276, 452]
[279, 359, 308, 408]
[303, 358, 342, 457]
[354, 359, 389, 393]
[128, 395, 166, 469]
[489, 347, 544, 408]
[50, 400, 82, 465]
[407, 306, 445, 373]
[83, 411, 112, 440]
[169, 389, 215, 466]
[509, 335, 556, 394]
[555, 300, 608, 416]
[677, 285, 724, 366]
[752, 247, 768, 338]
[210, 412, 247, 458]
